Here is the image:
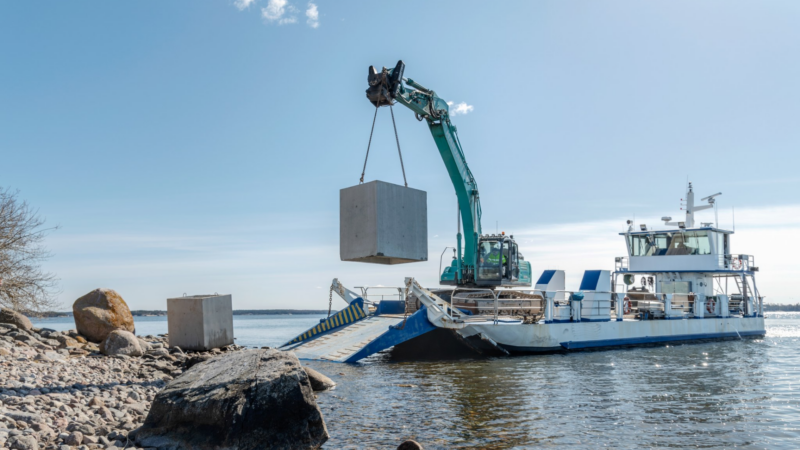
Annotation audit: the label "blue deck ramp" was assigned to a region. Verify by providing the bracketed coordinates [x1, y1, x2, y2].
[282, 306, 436, 363]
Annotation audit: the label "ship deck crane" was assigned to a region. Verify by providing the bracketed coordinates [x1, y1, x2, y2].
[366, 60, 532, 288]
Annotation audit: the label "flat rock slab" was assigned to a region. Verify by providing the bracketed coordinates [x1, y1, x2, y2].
[135, 349, 328, 450]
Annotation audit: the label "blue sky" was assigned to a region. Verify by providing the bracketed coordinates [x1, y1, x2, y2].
[1, 1, 799, 309]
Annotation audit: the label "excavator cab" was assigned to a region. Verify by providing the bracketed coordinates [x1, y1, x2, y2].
[441, 235, 532, 287]
[475, 235, 530, 286]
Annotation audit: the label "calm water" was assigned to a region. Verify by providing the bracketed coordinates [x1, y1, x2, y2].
[33, 313, 800, 449]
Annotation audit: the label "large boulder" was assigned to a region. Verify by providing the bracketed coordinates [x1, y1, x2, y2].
[135, 349, 328, 450]
[100, 330, 143, 356]
[72, 288, 135, 342]
[0, 308, 33, 331]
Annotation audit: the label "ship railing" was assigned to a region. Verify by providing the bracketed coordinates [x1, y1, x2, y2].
[718, 254, 755, 271]
[450, 287, 546, 324]
[615, 256, 629, 271]
[613, 292, 695, 319]
[352, 285, 408, 306]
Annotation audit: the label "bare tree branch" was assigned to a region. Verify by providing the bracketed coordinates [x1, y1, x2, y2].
[0, 187, 60, 314]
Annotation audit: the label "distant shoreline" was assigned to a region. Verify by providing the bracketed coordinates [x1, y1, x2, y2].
[30, 309, 332, 318]
[29, 304, 800, 318]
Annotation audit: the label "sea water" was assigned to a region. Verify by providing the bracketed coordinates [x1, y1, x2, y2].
[32, 313, 800, 449]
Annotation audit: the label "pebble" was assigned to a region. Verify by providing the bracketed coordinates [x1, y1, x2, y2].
[0, 327, 248, 449]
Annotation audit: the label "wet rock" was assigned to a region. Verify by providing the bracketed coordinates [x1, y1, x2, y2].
[72, 288, 135, 342]
[135, 349, 328, 450]
[100, 330, 143, 357]
[304, 366, 336, 391]
[0, 308, 33, 331]
[398, 440, 424, 450]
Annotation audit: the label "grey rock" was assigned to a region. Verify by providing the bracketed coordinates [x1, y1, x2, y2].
[304, 366, 336, 391]
[100, 330, 143, 357]
[0, 309, 33, 332]
[147, 347, 169, 357]
[63, 431, 83, 446]
[54, 335, 80, 349]
[0, 409, 43, 424]
[137, 338, 152, 352]
[67, 423, 95, 436]
[41, 339, 61, 348]
[135, 349, 327, 450]
[35, 351, 66, 362]
[8, 434, 38, 450]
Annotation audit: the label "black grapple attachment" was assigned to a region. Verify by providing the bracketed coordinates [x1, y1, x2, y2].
[366, 60, 405, 107]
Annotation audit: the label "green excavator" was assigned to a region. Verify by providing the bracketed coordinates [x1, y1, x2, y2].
[366, 60, 532, 288]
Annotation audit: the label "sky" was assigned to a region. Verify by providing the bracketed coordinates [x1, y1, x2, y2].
[1, 1, 799, 310]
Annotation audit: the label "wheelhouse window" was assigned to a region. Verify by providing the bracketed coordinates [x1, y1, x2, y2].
[628, 231, 712, 256]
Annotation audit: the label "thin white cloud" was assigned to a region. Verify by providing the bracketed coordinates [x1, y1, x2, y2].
[43, 204, 800, 309]
[262, 0, 297, 25]
[306, 2, 319, 28]
[234, 0, 257, 11]
[447, 101, 474, 116]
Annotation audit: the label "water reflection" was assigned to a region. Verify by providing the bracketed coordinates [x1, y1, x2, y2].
[314, 327, 799, 449]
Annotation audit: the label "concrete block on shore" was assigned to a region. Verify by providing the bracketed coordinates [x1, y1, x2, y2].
[167, 294, 233, 351]
[340, 180, 427, 264]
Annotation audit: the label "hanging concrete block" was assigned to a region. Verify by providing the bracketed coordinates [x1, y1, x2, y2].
[167, 294, 234, 351]
[340, 180, 427, 264]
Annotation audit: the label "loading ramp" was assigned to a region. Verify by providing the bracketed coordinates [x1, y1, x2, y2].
[281, 305, 436, 363]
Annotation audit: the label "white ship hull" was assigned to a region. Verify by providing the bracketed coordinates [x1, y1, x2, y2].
[457, 316, 766, 352]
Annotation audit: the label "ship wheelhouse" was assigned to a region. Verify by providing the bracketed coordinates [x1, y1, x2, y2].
[611, 183, 763, 320]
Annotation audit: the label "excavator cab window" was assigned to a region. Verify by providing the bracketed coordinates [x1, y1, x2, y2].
[477, 238, 521, 285]
[477, 240, 503, 283]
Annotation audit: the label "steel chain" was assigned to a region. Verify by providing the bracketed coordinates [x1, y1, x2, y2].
[327, 286, 334, 319]
[389, 105, 408, 187]
[359, 76, 409, 187]
[359, 105, 380, 184]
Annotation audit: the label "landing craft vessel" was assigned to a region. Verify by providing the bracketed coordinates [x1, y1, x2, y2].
[280, 62, 766, 362]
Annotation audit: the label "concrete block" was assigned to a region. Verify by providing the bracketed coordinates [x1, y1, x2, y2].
[167, 294, 234, 351]
[340, 180, 427, 264]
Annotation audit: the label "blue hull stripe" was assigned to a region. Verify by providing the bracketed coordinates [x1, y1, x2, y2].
[559, 330, 765, 350]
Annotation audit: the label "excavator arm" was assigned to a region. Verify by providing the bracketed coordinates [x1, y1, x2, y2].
[366, 61, 481, 284]
[365, 61, 530, 287]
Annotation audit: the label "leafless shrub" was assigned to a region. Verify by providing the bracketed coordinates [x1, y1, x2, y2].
[0, 188, 60, 314]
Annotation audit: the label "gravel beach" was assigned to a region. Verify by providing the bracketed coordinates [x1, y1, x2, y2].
[0, 322, 246, 450]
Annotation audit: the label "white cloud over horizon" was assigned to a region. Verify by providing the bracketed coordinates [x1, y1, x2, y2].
[447, 101, 474, 116]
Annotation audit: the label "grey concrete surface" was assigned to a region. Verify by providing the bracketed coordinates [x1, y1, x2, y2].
[340, 180, 427, 264]
[167, 295, 234, 351]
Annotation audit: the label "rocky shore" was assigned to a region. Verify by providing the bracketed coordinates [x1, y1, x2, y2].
[0, 322, 246, 450]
